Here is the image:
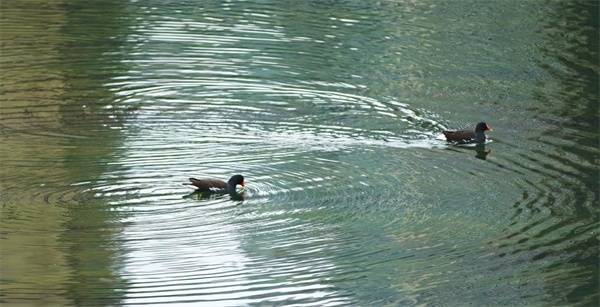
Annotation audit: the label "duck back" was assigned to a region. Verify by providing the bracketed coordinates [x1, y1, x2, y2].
[442, 130, 475, 142]
[188, 178, 228, 191]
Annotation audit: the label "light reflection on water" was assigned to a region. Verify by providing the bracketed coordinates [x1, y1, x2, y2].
[1, 0, 598, 306]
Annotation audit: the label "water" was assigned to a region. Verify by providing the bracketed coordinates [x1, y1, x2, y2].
[1, 0, 598, 305]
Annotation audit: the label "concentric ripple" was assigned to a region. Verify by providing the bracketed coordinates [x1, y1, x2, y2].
[1, 0, 598, 306]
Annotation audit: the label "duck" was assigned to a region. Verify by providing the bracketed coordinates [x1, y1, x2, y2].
[442, 122, 492, 144]
[184, 174, 245, 193]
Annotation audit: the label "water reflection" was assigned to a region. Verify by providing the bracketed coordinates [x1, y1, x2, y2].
[501, 0, 599, 304]
[183, 190, 246, 202]
[446, 143, 492, 160]
[0, 0, 132, 305]
[1, 0, 598, 306]
[474, 144, 491, 160]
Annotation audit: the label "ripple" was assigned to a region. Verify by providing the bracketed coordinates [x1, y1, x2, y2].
[1, 0, 598, 306]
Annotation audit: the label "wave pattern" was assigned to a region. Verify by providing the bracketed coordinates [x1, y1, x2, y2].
[1, 0, 598, 306]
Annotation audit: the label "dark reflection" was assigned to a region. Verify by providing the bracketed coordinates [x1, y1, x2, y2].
[57, 1, 134, 305]
[502, 0, 599, 305]
[183, 190, 246, 201]
[445, 143, 491, 160]
[474, 144, 491, 160]
[0, 0, 135, 305]
[59, 202, 128, 306]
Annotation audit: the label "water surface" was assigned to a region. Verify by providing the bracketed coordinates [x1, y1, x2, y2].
[1, 0, 598, 306]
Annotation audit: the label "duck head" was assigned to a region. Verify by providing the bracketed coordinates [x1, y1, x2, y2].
[474, 122, 492, 143]
[475, 122, 492, 132]
[228, 174, 245, 188]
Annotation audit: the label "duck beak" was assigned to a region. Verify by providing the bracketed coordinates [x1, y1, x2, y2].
[241, 181, 245, 187]
[486, 124, 493, 131]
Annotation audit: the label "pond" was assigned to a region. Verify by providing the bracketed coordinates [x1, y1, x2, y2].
[1, 0, 598, 305]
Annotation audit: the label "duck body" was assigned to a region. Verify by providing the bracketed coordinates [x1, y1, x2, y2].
[186, 174, 244, 194]
[443, 122, 492, 144]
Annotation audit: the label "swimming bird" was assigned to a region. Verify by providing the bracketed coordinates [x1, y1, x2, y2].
[185, 174, 245, 193]
[442, 122, 492, 144]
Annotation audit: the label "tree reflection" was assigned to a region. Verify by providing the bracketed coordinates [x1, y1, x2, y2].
[0, 0, 135, 305]
[509, 0, 598, 304]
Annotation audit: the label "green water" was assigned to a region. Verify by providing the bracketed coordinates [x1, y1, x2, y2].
[1, 0, 598, 306]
